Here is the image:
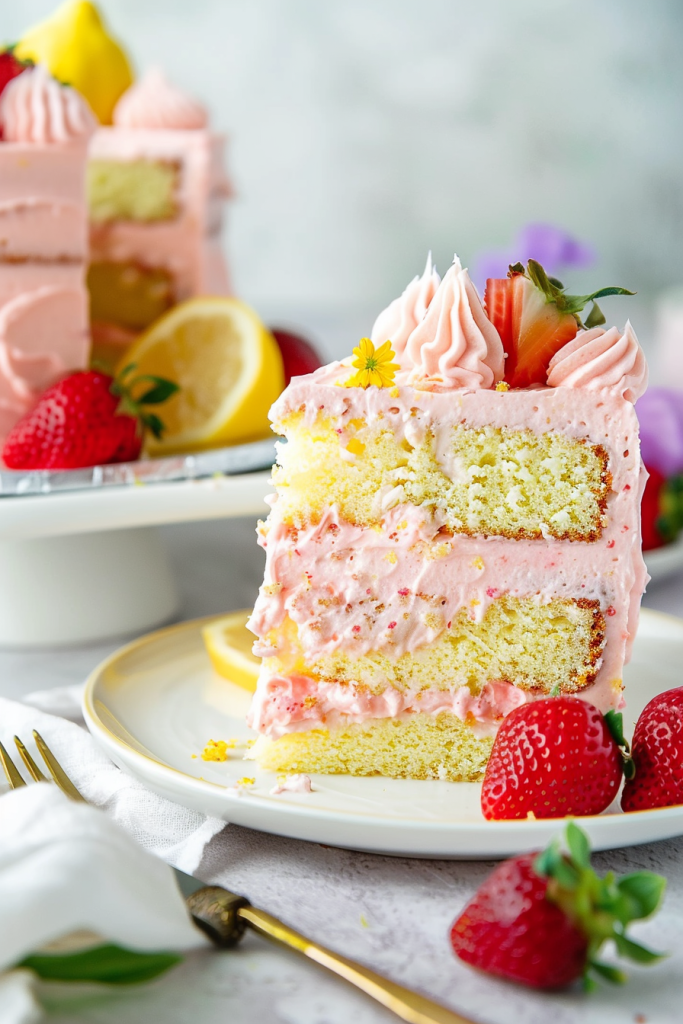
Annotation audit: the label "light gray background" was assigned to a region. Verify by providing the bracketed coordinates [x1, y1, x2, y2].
[5, 0, 683, 352]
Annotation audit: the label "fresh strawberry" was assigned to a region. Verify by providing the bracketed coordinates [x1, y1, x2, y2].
[451, 822, 665, 990]
[270, 327, 323, 386]
[481, 696, 627, 820]
[0, 49, 29, 97]
[2, 365, 178, 470]
[0, 49, 32, 141]
[641, 466, 667, 550]
[621, 687, 683, 811]
[484, 260, 633, 388]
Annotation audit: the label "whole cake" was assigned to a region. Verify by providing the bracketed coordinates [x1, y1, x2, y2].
[246, 255, 648, 781]
[0, 62, 95, 444]
[87, 68, 233, 370]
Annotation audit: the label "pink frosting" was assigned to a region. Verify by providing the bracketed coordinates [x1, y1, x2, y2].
[547, 321, 648, 403]
[370, 253, 440, 366]
[248, 676, 531, 740]
[270, 774, 313, 795]
[113, 68, 208, 130]
[405, 256, 505, 388]
[0, 65, 96, 144]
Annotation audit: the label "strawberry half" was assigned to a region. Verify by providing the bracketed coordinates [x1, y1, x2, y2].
[2, 365, 178, 471]
[480, 696, 629, 820]
[621, 686, 683, 811]
[451, 822, 665, 990]
[484, 260, 633, 388]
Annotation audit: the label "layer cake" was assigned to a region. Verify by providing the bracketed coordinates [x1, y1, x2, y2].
[246, 255, 649, 781]
[87, 68, 232, 369]
[0, 63, 94, 443]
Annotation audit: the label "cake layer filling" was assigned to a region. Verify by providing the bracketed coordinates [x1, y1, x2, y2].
[88, 261, 175, 331]
[247, 714, 495, 782]
[249, 673, 535, 740]
[88, 160, 179, 223]
[261, 592, 605, 698]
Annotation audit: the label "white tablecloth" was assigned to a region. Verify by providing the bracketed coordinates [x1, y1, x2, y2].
[2, 517, 682, 1024]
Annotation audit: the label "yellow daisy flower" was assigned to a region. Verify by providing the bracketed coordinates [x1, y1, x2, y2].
[345, 338, 399, 389]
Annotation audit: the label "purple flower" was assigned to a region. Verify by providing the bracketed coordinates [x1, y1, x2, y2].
[471, 224, 595, 293]
[636, 388, 683, 477]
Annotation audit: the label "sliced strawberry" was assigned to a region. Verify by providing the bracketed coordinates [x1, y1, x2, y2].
[484, 260, 633, 389]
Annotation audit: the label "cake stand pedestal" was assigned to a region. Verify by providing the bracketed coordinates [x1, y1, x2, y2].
[0, 471, 270, 648]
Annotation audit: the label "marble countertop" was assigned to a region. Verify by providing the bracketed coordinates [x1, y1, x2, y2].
[3, 517, 683, 1024]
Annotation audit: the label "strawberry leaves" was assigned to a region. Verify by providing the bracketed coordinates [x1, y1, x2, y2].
[604, 710, 636, 780]
[535, 822, 666, 990]
[522, 259, 634, 331]
[111, 363, 180, 440]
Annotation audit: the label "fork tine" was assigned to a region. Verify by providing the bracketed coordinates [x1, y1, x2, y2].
[33, 731, 85, 802]
[14, 736, 48, 783]
[0, 739, 26, 789]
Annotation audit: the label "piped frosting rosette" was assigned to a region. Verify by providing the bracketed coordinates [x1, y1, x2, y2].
[405, 256, 505, 389]
[0, 64, 96, 144]
[547, 321, 648, 403]
[114, 67, 207, 130]
[370, 253, 441, 367]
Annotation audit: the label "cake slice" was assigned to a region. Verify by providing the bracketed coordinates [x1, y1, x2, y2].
[0, 63, 94, 444]
[246, 255, 648, 781]
[87, 68, 232, 370]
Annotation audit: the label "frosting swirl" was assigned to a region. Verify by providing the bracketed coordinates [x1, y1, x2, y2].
[113, 67, 207, 130]
[547, 321, 648, 403]
[405, 256, 505, 388]
[0, 64, 96, 144]
[370, 253, 440, 366]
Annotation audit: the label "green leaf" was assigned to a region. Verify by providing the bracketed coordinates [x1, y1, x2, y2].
[616, 873, 666, 921]
[584, 302, 606, 329]
[566, 821, 591, 870]
[613, 931, 666, 965]
[535, 841, 561, 878]
[604, 710, 627, 748]
[138, 380, 180, 405]
[141, 412, 165, 440]
[18, 944, 182, 986]
[589, 959, 627, 985]
[548, 681, 561, 697]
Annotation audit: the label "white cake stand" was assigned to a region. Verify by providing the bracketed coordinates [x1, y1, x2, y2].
[0, 470, 271, 648]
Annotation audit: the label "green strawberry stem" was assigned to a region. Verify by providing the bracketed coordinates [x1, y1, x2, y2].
[535, 822, 666, 990]
[510, 259, 635, 330]
[604, 710, 636, 780]
[111, 363, 180, 440]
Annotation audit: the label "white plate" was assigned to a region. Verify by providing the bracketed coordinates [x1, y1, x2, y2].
[83, 608, 683, 859]
[645, 534, 683, 584]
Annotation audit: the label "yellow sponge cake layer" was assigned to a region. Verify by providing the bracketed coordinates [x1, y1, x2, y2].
[88, 160, 178, 223]
[248, 713, 494, 782]
[274, 412, 609, 542]
[266, 596, 605, 698]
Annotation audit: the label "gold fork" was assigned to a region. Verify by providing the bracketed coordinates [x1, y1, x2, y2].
[0, 733, 480, 1024]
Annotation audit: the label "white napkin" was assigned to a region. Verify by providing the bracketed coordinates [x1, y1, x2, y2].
[0, 783, 210, 1024]
[0, 694, 225, 874]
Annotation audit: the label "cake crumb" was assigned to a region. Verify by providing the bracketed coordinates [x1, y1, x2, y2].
[495, 381, 510, 392]
[201, 738, 236, 762]
[360, 914, 369, 929]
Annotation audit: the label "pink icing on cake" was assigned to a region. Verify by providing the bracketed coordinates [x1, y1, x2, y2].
[0, 64, 96, 144]
[547, 321, 648, 402]
[0, 67, 93, 446]
[405, 256, 505, 388]
[113, 67, 208, 131]
[370, 252, 440, 365]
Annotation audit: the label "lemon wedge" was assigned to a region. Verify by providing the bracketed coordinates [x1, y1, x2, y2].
[15, 1, 134, 124]
[202, 611, 260, 692]
[119, 297, 284, 455]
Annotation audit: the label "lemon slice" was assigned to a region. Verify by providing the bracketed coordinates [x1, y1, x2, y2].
[119, 297, 284, 456]
[202, 611, 260, 692]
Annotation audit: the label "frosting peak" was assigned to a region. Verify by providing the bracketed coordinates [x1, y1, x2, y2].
[405, 256, 505, 388]
[370, 253, 440, 366]
[547, 320, 648, 403]
[0, 64, 96, 144]
[113, 67, 207, 130]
